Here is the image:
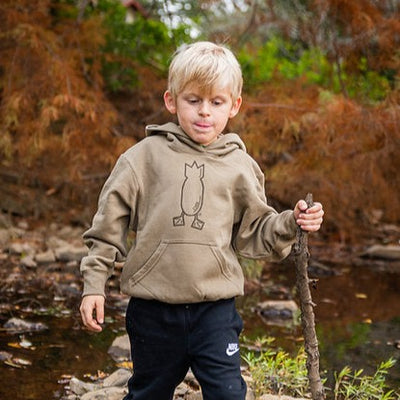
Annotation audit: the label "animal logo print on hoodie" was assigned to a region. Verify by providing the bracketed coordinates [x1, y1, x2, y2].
[173, 161, 205, 230]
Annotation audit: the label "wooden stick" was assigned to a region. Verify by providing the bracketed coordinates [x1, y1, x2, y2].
[293, 193, 326, 400]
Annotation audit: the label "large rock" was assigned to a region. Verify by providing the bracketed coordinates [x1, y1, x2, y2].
[4, 317, 48, 332]
[69, 377, 97, 396]
[0, 228, 11, 246]
[54, 245, 88, 262]
[35, 249, 56, 263]
[80, 387, 127, 400]
[103, 369, 131, 388]
[66, 366, 258, 399]
[362, 244, 400, 260]
[20, 255, 37, 268]
[107, 334, 131, 362]
[255, 300, 299, 326]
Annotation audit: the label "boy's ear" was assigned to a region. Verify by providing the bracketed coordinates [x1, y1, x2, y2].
[229, 96, 242, 119]
[163, 91, 177, 114]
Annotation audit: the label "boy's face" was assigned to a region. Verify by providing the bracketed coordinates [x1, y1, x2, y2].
[164, 83, 242, 146]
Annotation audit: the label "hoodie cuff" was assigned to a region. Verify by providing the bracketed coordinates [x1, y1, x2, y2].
[81, 270, 108, 298]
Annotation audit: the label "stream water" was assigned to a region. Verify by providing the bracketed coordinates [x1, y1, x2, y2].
[0, 252, 399, 399]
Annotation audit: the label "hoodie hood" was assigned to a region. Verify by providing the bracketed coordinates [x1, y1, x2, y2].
[145, 122, 246, 156]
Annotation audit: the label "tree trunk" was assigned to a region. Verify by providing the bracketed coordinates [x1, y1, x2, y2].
[293, 193, 326, 400]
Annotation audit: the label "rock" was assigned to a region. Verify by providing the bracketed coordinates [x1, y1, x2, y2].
[0, 228, 11, 246]
[107, 334, 131, 362]
[10, 227, 27, 238]
[80, 387, 127, 400]
[255, 300, 299, 326]
[20, 255, 38, 268]
[69, 377, 97, 396]
[35, 249, 56, 263]
[58, 225, 84, 240]
[0, 213, 11, 228]
[103, 369, 131, 388]
[8, 242, 35, 255]
[17, 220, 29, 230]
[308, 260, 338, 277]
[66, 260, 79, 269]
[55, 283, 81, 298]
[362, 244, 400, 260]
[47, 236, 70, 249]
[54, 245, 87, 262]
[0, 350, 13, 361]
[66, 367, 257, 399]
[4, 317, 48, 332]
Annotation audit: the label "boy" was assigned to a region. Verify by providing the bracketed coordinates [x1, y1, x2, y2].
[80, 41, 324, 400]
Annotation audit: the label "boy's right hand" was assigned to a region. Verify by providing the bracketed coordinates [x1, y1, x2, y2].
[80, 295, 105, 332]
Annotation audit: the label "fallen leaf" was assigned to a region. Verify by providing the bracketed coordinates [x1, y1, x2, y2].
[355, 293, 368, 299]
[4, 357, 32, 368]
[116, 361, 133, 369]
[4, 360, 23, 369]
[7, 342, 22, 349]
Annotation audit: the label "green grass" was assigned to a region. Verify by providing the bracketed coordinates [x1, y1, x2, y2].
[242, 336, 399, 399]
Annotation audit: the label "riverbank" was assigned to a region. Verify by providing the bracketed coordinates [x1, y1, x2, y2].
[0, 212, 399, 399]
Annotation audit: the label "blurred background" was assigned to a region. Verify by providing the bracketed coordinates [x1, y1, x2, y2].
[1, 0, 399, 240]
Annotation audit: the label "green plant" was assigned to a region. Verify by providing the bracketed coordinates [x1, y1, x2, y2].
[334, 359, 399, 400]
[237, 36, 391, 102]
[86, 0, 192, 91]
[242, 337, 310, 398]
[238, 37, 334, 88]
[242, 337, 399, 399]
[239, 257, 264, 281]
[345, 57, 391, 102]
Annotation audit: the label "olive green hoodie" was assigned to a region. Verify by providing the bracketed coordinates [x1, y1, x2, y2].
[80, 122, 297, 303]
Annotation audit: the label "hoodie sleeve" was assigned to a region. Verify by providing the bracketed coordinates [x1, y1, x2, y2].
[80, 155, 139, 297]
[232, 159, 298, 261]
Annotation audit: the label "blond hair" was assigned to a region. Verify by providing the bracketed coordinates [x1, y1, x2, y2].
[167, 41, 243, 101]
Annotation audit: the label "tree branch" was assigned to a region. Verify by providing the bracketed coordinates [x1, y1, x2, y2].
[294, 193, 326, 400]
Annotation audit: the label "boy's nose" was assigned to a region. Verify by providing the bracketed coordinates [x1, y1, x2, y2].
[198, 102, 211, 116]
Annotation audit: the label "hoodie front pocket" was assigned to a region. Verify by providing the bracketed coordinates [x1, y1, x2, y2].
[127, 239, 238, 295]
[127, 241, 169, 285]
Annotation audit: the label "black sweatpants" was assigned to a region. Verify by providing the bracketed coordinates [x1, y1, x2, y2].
[123, 297, 247, 400]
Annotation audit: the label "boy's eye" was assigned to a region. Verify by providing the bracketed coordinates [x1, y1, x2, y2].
[184, 96, 226, 106]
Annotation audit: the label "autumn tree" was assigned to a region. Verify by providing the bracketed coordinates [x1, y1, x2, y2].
[0, 0, 399, 236]
[0, 0, 186, 218]
[226, 0, 400, 239]
[0, 0, 122, 175]
[171, 0, 400, 238]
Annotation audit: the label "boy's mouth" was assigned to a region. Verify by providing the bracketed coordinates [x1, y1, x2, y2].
[195, 122, 212, 129]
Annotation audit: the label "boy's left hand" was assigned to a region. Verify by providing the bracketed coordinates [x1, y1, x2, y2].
[294, 200, 324, 232]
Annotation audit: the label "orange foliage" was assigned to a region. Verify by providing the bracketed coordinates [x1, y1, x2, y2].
[0, 0, 132, 182]
[234, 80, 400, 241]
[258, 0, 400, 80]
[326, 0, 400, 72]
